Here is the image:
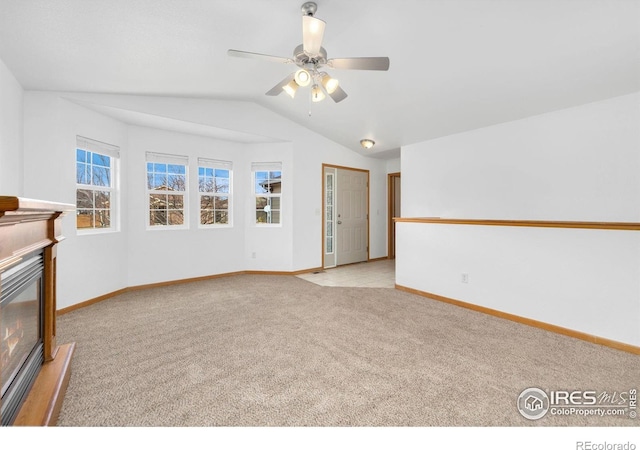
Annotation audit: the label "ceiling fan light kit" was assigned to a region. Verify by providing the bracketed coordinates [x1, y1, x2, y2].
[311, 84, 325, 102]
[228, 2, 389, 105]
[320, 72, 339, 94]
[294, 69, 311, 87]
[282, 80, 299, 98]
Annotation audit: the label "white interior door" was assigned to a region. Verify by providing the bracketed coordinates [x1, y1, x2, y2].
[336, 168, 368, 266]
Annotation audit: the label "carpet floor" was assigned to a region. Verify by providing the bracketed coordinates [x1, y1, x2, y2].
[56, 274, 639, 427]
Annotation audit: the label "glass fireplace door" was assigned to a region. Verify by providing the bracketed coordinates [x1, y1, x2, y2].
[0, 253, 44, 426]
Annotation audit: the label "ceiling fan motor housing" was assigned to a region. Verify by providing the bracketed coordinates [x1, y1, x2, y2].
[293, 44, 327, 68]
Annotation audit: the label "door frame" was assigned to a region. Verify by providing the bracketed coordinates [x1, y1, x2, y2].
[321, 163, 370, 269]
[388, 172, 401, 259]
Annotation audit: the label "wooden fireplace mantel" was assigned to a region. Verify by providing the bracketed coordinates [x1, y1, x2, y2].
[0, 196, 75, 426]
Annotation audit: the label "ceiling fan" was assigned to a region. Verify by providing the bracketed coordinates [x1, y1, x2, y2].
[228, 2, 390, 103]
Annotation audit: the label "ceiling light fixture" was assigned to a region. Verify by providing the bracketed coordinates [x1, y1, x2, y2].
[282, 80, 299, 98]
[294, 69, 311, 87]
[360, 139, 375, 149]
[311, 84, 325, 102]
[320, 73, 339, 94]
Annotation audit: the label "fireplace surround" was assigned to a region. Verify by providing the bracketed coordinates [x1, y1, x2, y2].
[0, 196, 74, 426]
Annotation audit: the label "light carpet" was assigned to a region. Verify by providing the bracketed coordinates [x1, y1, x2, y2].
[56, 274, 639, 426]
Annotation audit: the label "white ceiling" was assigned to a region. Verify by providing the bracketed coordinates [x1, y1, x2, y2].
[1, 0, 639, 158]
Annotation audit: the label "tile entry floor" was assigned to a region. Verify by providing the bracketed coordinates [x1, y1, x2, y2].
[296, 259, 396, 288]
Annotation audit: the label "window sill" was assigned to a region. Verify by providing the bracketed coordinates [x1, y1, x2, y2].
[76, 228, 120, 236]
[146, 225, 190, 231]
[198, 224, 233, 229]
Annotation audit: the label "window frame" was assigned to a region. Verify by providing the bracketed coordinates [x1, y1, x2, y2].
[75, 136, 119, 235]
[252, 162, 282, 227]
[197, 158, 233, 228]
[145, 152, 189, 230]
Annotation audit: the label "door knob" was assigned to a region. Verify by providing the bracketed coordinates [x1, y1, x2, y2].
[337, 221, 342, 224]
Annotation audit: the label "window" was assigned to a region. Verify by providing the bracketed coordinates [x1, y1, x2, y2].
[76, 136, 119, 231]
[325, 171, 334, 254]
[198, 158, 232, 226]
[146, 152, 188, 228]
[253, 162, 282, 225]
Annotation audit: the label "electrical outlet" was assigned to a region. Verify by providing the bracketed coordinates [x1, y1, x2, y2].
[461, 273, 469, 283]
[251, 252, 256, 259]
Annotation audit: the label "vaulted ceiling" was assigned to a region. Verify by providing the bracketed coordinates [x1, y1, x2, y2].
[1, 0, 638, 158]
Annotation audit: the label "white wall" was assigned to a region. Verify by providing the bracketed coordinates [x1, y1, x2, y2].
[23, 93, 129, 309]
[21, 92, 391, 307]
[398, 93, 640, 346]
[386, 158, 401, 174]
[126, 126, 248, 285]
[289, 136, 389, 269]
[0, 58, 23, 196]
[57, 94, 390, 270]
[402, 93, 640, 221]
[244, 142, 295, 272]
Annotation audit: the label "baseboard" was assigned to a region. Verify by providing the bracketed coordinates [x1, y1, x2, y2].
[368, 256, 389, 262]
[245, 267, 323, 276]
[291, 267, 324, 275]
[57, 268, 323, 315]
[395, 284, 640, 355]
[57, 288, 129, 315]
[125, 271, 247, 292]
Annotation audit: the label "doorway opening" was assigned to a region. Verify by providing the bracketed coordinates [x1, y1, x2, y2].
[387, 172, 401, 259]
[322, 164, 369, 269]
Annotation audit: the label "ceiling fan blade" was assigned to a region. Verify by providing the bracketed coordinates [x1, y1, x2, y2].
[265, 73, 295, 96]
[227, 49, 293, 65]
[327, 85, 348, 103]
[327, 57, 390, 71]
[302, 15, 326, 56]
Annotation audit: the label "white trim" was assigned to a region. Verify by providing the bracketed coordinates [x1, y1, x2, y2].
[76, 135, 120, 159]
[145, 153, 189, 229]
[197, 160, 233, 227]
[75, 142, 119, 233]
[252, 163, 282, 226]
[198, 157, 232, 170]
[146, 151, 188, 165]
[145, 224, 189, 231]
[76, 227, 120, 237]
[251, 161, 282, 172]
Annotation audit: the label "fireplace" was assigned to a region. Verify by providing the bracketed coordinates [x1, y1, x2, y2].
[1, 252, 45, 426]
[0, 196, 74, 426]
